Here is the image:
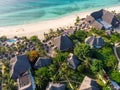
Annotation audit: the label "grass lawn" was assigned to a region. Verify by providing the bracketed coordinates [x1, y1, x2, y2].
[116, 46, 120, 58]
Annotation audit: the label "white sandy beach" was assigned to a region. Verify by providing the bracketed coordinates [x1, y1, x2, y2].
[0, 6, 120, 40]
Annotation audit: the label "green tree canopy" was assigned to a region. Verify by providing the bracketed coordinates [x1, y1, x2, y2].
[90, 59, 103, 73]
[74, 16, 80, 25]
[53, 52, 68, 64]
[74, 30, 87, 42]
[110, 32, 120, 43]
[26, 50, 39, 62]
[109, 70, 120, 83]
[30, 35, 39, 42]
[74, 44, 90, 60]
[35, 67, 49, 89]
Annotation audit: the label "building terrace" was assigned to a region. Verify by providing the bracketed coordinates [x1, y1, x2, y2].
[85, 9, 120, 30]
[10, 55, 35, 90]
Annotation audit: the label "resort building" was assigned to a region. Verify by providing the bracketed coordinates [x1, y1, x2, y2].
[67, 53, 80, 70]
[10, 55, 31, 79]
[79, 76, 99, 90]
[34, 57, 51, 69]
[109, 79, 120, 90]
[10, 55, 35, 90]
[52, 34, 74, 51]
[46, 82, 66, 90]
[17, 70, 35, 90]
[85, 36, 105, 48]
[85, 9, 119, 30]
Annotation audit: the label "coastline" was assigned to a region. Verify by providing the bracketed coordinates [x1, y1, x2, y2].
[0, 6, 120, 40]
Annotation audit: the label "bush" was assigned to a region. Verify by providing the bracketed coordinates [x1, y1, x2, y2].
[74, 44, 90, 60]
[109, 70, 120, 83]
[30, 35, 39, 42]
[26, 50, 39, 62]
[0, 36, 7, 41]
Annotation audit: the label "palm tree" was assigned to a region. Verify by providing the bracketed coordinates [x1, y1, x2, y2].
[49, 29, 55, 37]
[44, 33, 49, 41]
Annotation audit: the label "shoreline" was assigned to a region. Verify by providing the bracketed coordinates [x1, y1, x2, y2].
[0, 6, 120, 40]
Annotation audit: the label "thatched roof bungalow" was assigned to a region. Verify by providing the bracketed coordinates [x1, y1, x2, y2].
[79, 76, 99, 90]
[34, 57, 51, 69]
[10, 55, 31, 80]
[67, 53, 80, 70]
[52, 34, 74, 51]
[85, 9, 119, 30]
[85, 36, 104, 48]
[17, 70, 35, 90]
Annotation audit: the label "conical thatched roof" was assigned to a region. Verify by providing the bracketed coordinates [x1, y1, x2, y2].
[85, 36, 104, 48]
[10, 55, 31, 79]
[79, 76, 99, 90]
[67, 53, 80, 70]
[34, 57, 51, 69]
[85, 9, 119, 30]
[52, 34, 74, 51]
[17, 70, 35, 90]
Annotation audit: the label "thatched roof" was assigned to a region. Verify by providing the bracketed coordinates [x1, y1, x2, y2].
[34, 57, 51, 69]
[79, 76, 99, 90]
[102, 9, 118, 27]
[85, 36, 104, 48]
[85, 16, 95, 24]
[52, 34, 74, 51]
[10, 55, 31, 79]
[67, 53, 80, 70]
[91, 9, 103, 19]
[46, 82, 65, 90]
[85, 9, 119, 30]
[85, 14, 104, 30]
[67, 28, 76, 35]
[92, 20, 105, 30]
[17, 70, 35, 90]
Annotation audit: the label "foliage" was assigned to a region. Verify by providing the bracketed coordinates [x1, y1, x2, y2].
[44, 29, 59, 41]
[44, 32, 50, 41]
[77, 64, 84, 73]
[70, 30, 87, 42]
[27, 50, 39, 62]
[109, 70, 120, 83]
[74, 16, 80, 25]
[30, 35, 39, 42]
[35, 67, 50, 89]
[75, 30, 88, 42]
[91, 44, 117, 70]
[117, 15, 120, 20]
[96, 79, 105, 87]
[35, 67, 49, 77]
[21, 36, 27, 40]
[74, 44, 90, 60]
[52, 51, 69, 64]
[102, 86, 111, 90]
[90, 28, 105, 36]
[110, 32, 120, 43]
[0, 36, 7, 41]
[1, 61, 17, 90]
[90, 59, 103, 73]
[0, 46, 6, 54]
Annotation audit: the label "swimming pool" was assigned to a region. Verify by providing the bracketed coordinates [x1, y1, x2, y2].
[6, 39, 16, 43]
[6, 39, 17, 45]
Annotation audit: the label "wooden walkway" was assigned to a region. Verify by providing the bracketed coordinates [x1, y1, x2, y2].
[113, 43, 120, 71]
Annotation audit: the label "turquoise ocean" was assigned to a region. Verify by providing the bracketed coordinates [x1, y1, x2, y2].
[0, 0, 120, 26]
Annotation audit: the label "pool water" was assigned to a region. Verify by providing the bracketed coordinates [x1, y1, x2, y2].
[6, 39, 16, 43]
